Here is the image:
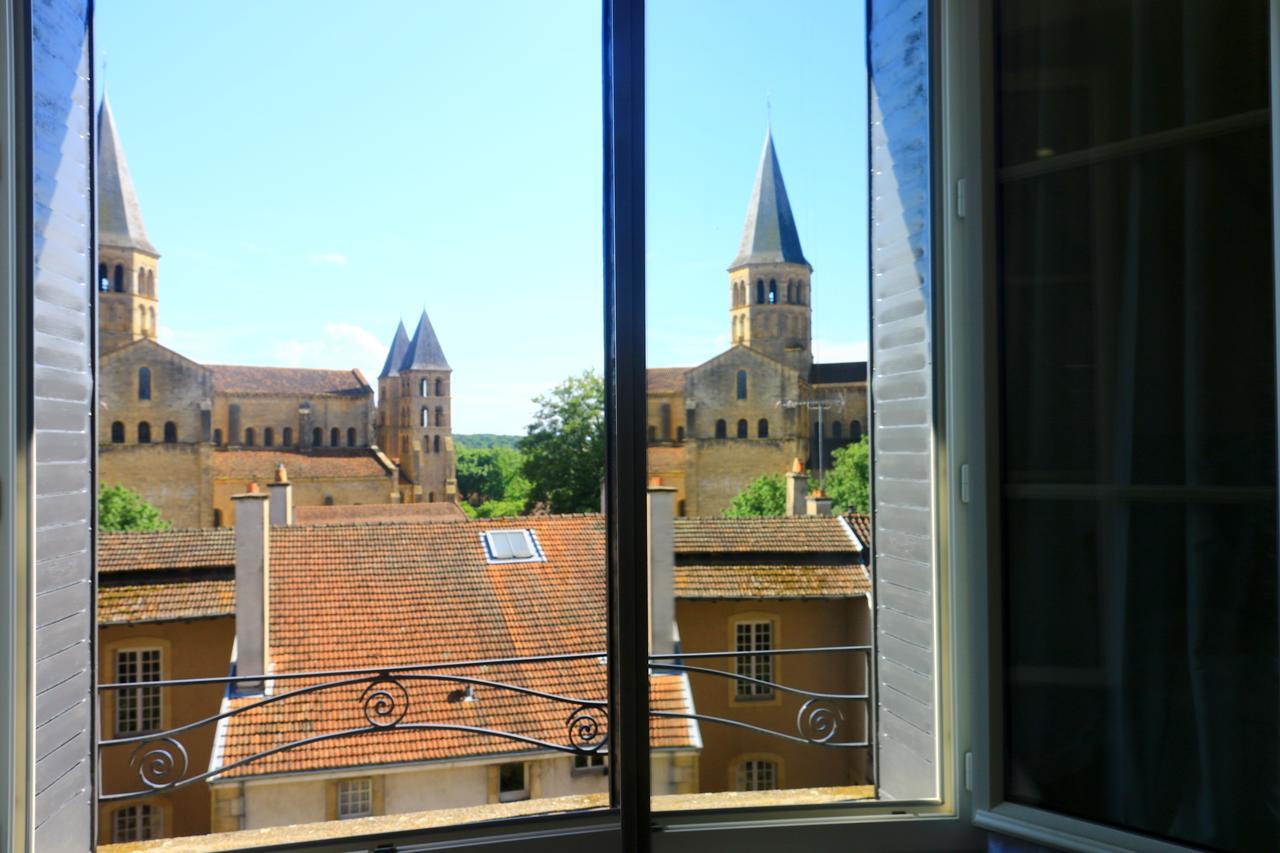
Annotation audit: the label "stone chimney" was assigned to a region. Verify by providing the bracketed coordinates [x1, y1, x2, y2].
[806, 489, 834, 517]
[268, 464, 293, 526]
[233, 483, 270, 687]
[785, 457, 809, 517]
[647, 483, 677, 657]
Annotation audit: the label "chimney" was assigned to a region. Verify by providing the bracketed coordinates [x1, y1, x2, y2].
[268, 464, 293, 526]
[647, 484, 677, 657]
[785, 458, 808, 516]
[233, 483, 270, 687]
[806, 489, 834, 517]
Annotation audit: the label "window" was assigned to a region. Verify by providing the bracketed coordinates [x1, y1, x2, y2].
[734, 620, 773, 699]
[113, 263, 124, 292]
[347, 427, 356, 447]
[282, 427, 292, 446]
[313, 426, 323, 446]
[137, 422, 151, 444]
[850, 420, 861, 442]
[735, 369, 747, 400]
[137, 367, 151, 400]
[734, 759, 777, 792]
[330, 427, 340, 447]
[498, 763, 529, 802]
[98, 261, 108, 291]
[212, 509, 222, 528]
[244, 428, 255, 447]
[573, 753, 607, 775]
[420, 378, 429, 396]
[831, 420, 841, 440]
[648, 425, 657, 441]
[110, 421, 124, 443]
[786, 281, 794, 303]
[735, 418, 747, 439]
[432, 435, 440, 453]
[111, 804, 162, 843]
[755, 278, 764, 303]
[756, 418, 768, 438]
[263, 427, 273, 447]
[163, 421, 177, 443]
[114, 648, 161, 735]
[676, 425, 684, 441]
[435, 405, 443, 427]
[715, 418, 727, 438]
[435, 377, 443, 396]
[212, 428, 222, 446]
[421, 407, 429, 427]
[337, 779, 373, 820]
[481, 529, 544, 563]
[768, 279, 777, 304]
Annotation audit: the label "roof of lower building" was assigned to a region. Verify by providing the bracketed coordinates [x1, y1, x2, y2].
[809, 361, 868, 385]
[646, 367, 689, 395]
[207, 364, 371, 397]
[99, 575, 235, 624]
[729, 127, 810, 271]
[98, 529, 236, 624]
[212, 449, 392, 481]
[98, 528, 234, 573]
[675, 563, 868, 599]
[845, 512, 871, 551]
[293, 502, 467, 524]
[673, 516, 860, 555]
[97, 95, 157, 255]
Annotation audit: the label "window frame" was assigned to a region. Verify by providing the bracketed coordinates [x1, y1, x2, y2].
[110, 644, 165, 737]
[336, 778, 374, 820]
[110, 801, 163, 843]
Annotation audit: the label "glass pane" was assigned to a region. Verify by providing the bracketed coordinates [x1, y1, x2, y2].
[646, 0, 874, 811]
[996, 2, 1279, 849]
[94, 0, 607, 845]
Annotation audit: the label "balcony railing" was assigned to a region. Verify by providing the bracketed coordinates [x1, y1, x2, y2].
[97, 646, 872, 802]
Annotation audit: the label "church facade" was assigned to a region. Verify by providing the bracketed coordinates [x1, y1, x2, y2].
[646, 129, 868, 516]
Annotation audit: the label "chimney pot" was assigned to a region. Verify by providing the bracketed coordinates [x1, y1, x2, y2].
[785, 462, 809, 517]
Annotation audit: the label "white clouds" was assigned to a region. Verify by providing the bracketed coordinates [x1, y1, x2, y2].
[270, 323, 389, 385]
[812, 339, 869, 364]
[309, 252, 348, 266]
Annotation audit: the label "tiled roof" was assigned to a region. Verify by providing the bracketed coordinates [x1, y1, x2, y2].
[675, 564, 868, 599]
[207, 364, 371, 397]
[212, 449, 391, 481]
[647, 367, 688, 395]
[215, 516, 697, 779]
[845, 512, 871, 550]
[673, 516, 859, 554]
[99, 576, 235, 624]
[98, 529, 234, 573]
[293, 503, 466, 524]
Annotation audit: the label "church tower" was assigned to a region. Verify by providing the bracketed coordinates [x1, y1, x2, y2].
[376, 311, 456, 503]
[97, 95, 161, 355]
[727, 127, 813, 374]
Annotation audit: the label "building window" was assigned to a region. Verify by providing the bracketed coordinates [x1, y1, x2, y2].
[330, 427, 340, 447]
[757, 418, 768, 438]
[213, 428, 222, 446]
[736, 418, 748, 439]
[282, 427, 293, 446]
[435, 378, 443, 396]
[715, 419, 727, 439]
[213, 509, 223, 528]
[850, 420, 861, 443]
[498, 763, 529, 802]
[786, 281, 794, 303]
[647, 425, 657, 442]
[113, 263, 125, 293]
[263, 427, 274, 447]
[736, 369, 747, 400]
[433, 435, 440, 453]
[163, 421, 177, 443]
[137, 421, 151, 444]
[572, 753, 607, 775]
[137, 367, 151, 400]
[337, 778, 374, 820]
[111, 804, 162, 843]
[111, 421, 124, 443]
[755, 278, 764, 304]
[244, 428, 255, 447]
[313, 427, 323, 447]
[481, 529, 545, 564]
[435, 405, 444, 427]
[347, 427, 357, 447]
[676, 425, 685, 442]
[421, 407, 430, 427]
[735, 620, 773, 699]
[98, 262, 109, 291]
[660, 403, 671, 439]
[768, 279, 777, 304]
[114, 648, 162, 735]
[677, 499, 686, 517]
[734, 759, 778, 792]
[421, 378, 430, 396]
[428, 491, 435, 502]
[832, 420, 842, 440]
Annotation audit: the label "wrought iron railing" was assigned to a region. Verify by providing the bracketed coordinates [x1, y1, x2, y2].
[98, 646, 871, 802]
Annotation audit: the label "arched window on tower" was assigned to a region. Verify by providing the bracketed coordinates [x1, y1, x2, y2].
[768, 279, 777, 304]
[137, 367, 151, 401]
[851, 420, 862, 442]
[832, 421, 843, 440]
[137, 422, 151, 444]
[736, 419, 748, 439]
[313, 427, 323, 446]
[676, 425, 685, 441]
[661, 403, 672, 440]
[98, 263, 109, 292]
[647, 425, 657, 442]
[435, 406, 444, 428]
[213, 509, 223, 528]
[347, 427, 357, 447]
[111, 421, 124, 443]
[715, 419, 727, 439]
[736, 370, 747, 401]
[787, 281, 794, 303]
[756, 279, 765, 304]
[164, 422, 177, 443]
[283, 427, 293, 446]
[113, 264, 124, 293]
[244, 428, 255, 447]
[421, 407, 430, 427]
[433, 435, 441, 453]
[421, 378, 429, 396]
[148, 307, 156, 332]
[263, 427, 274, 447]
[435, 378, 443, 396]
[330, 427, 340, 447]
[757, 418, 769, 438]
[213, 428, 223, 446]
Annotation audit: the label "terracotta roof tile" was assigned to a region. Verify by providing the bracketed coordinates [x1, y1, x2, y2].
[98, 529, 234, 573]
[212, 449, 390, 481]
[675, 564, 868, 599]
[646, 367, 688, 395]
[208, 364, 371, 397]
[99, 576, 235, 623]
[845, 512, 871, 550]
[293, 503, 466, 524]
[673, 517, 858, 554]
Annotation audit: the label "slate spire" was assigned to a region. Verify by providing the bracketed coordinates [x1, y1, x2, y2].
[729, 127, 809, 271]
[401, 310, 450, 371]
[378, 320, 411, 379]
[97, 94, 157, 255]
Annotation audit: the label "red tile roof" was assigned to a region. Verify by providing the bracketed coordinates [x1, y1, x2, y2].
[208, 364, 371, 397]
[293, 502, 466, 524]
[673, 516, 860, 554]
[212, 449, 391, 481]
[98, 529, 234, 573]
[845, 512, 871, 550]
[675, 564, 868, 599]
[99, 577, 235, 624]
[215, 516, 697, 779]
[646, 367, 688, 395]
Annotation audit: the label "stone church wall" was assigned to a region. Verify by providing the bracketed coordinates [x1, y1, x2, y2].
[211, 474, 395, 527]
[99, 443, 213, 528]
[98, 342, 212, 447]
[212, 394, 372, 448]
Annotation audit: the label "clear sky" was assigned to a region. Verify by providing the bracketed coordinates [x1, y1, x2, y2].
[96, 1, 867, 435]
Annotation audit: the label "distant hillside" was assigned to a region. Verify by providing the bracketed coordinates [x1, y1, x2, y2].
[454, 434, 522, 451]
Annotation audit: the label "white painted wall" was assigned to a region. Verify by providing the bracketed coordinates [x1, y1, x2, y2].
[384, 763, 490, 814]
[244, 776, 327, 830]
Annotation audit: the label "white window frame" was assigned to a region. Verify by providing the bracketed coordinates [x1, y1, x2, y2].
[337, 778, 374, 820]
[498, 762, 530, 803]
[734, 759, 778, 793]
[733, 619, 773, 699]
[113, 647, 162, 736]
[111, 803, 162, 843]
[480, 529, 545, 564]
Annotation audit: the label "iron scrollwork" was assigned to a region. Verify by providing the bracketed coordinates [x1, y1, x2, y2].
[796, 699, 844, 744]
[129, 737, 190, 790]
[361, 676, 410, 728]
[565, 704, 608, 753]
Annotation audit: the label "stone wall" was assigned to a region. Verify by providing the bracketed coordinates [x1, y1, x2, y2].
[100, 444, 214, 528]
[212, 474, 396, 527]
[212, 394, 372, 449]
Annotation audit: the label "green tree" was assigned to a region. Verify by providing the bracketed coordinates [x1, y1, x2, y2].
[456, 446, 524, 504]
[723, 474, 787, 518]
[98, 483, 170, 532]
[518, 371, 605, 514]
[826, 437, 870, 514]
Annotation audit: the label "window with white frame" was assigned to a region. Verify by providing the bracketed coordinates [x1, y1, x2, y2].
[481, 529, 544, 563]
[337, 778, 373, 820]
[733, 620, 773, 699]
[573, 752, 607, 774]
[114, 648, 162, 735]
[734, 759, 777, 792]
[112, 804, 162, 842]
[498, 763, 529, 802]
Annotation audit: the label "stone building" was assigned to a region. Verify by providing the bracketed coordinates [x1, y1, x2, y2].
[647, 128, 869, 515]
[95, 97, 402, 526]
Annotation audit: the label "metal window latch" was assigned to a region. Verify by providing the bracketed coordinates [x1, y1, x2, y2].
[956, 178, 967, 219]
[965, 751, 974, 792]
[959, 464, 971, 504]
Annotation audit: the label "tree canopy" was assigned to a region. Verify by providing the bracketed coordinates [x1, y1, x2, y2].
[98, 483, 170, 532]
[723, 474, 787, 517]
[825, 437, 870, 514]
[518, 371, 605, 514]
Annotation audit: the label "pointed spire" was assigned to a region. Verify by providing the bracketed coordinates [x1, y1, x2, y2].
[729, 127, 809, 271]
[400, 310, 450, 372]
[378, 320, 411, 379]
[97, 95, 157, 255]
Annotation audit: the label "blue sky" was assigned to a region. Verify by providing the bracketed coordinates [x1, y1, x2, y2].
[96, 1, 867, 434]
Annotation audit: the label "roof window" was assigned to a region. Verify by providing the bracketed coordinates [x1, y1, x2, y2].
[481, 529, 544, 563]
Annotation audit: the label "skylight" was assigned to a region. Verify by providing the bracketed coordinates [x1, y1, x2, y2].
[481, 530, 543, 563]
